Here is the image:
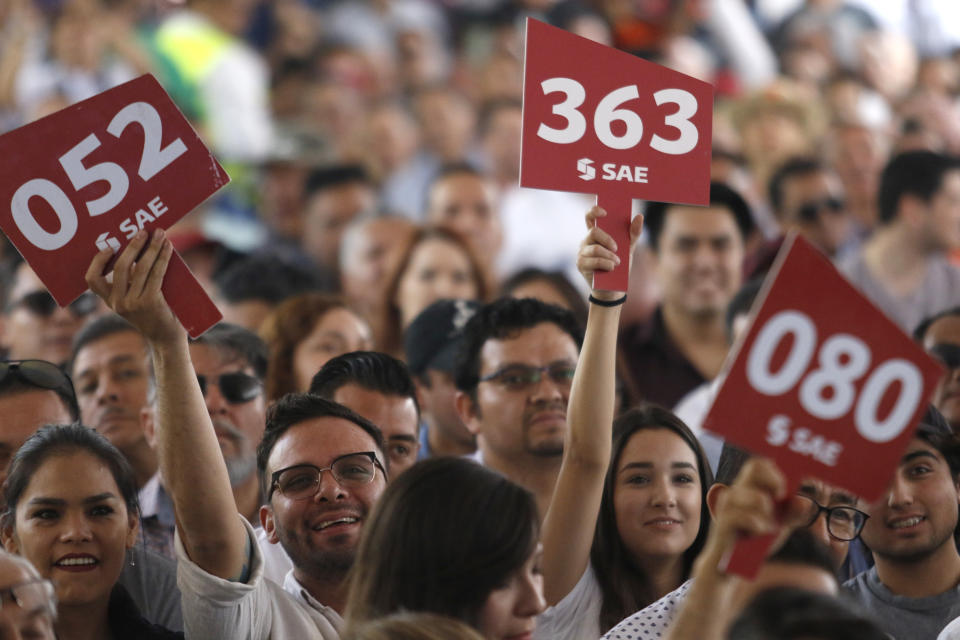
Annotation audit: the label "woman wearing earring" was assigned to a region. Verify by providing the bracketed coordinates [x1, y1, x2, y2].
[1, 424, 182, 639]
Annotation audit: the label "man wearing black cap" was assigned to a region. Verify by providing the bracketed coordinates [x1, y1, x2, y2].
[915, 306, 960, 435]
[404, 299, 479, 459]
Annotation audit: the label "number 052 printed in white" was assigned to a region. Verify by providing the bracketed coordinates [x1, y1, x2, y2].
[0, 74, 229, 337]
[702, 233, 943, 576]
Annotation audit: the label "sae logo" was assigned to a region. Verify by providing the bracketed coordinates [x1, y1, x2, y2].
[577, 158, 596, 181]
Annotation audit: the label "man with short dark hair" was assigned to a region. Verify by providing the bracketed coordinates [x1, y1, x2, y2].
[454, 297, 582, 518]
[915, 306, 960, 434]
[214, 254, 322, 332]
[620, 182, 755, 408]
[70, 315, 156, 489]
[404, 299, 479, 459]
[425, 163, 502, 268]
[844, 411, 960, 640]
[841, 150, 960, 332]
[309, 351, 420, 476]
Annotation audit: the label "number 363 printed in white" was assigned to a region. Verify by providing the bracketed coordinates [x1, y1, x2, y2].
[10, 101, 187, 251]
[536, 78, 699, 154]
[746, 310, 924, 444]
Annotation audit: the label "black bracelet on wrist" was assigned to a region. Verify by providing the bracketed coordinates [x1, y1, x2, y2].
[589, 294, 627, 307]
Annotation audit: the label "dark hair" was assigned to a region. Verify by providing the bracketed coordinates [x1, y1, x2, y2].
[215, 254, 322, 305]
[590, 405, 713, 633]
[309, 351, 420, 420]
[190, 322, 268, 380]
[69, 314, 142, 373]
[259, 293, 363, 402]
[256, 393, 386, 496]
[915, 405, 960, 477]
[304, 164, 371, 199]
[500, 268, 588, 330]
[877, 150, 960, 225]
[728, 586, 888, 640]
[477, 98, 522, 138]
[715, 441, 751, 485]
[768, 157, 825, 217]
[767, 527, 837, 578]
[643, 182, 755, 251]
[429, 162, 484, 189]
[380, 226, 492, 355]
[454, 297, 583, 394]
[913, 305, 960, 342]
[344, 457, 539, 631]
[1, 424, 138, 530]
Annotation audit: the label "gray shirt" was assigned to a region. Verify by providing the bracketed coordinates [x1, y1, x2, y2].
[844, 566, 960, 640]
[118, 545, 183, 632]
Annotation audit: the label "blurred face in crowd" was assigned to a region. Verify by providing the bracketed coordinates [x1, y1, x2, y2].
[476, 543, 545, 640]
[72, 331, 151, 456]
[366, 103, 420, 173]
[0, 553, 55, 640]
[188, 343, 266, 488]
[332, 384, 419, 476]
[460, 322, 578, 464]
[481, 105, 522, 184]
[292, 310, 372, 392]
[340, 217, 417, 314]
[614, 428, 702, 566]
[427, 172, 502, 261]
[417, 369, 475, 452]
[302, 182, 376, 272]
[859, 438, 960, 565]
[795, 479, 860, 569]
[777, 169, 854, 257]
[923, 313, 960, 431]
[922, 170, 960, 251]
[394, 237, 479, 328]
[261, 418, 386, 579]
[2, 264, 97, 365]
[0, 390, 72, 491]
[414, 89, 476, 162]
[261, 162, 308, 239]
[4, 451, 138, 613]
[653, 206, 744, 321]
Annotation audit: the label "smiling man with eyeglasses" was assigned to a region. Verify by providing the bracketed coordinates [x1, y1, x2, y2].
[1, 262, 99, 366]
[454, 297, 582, 520]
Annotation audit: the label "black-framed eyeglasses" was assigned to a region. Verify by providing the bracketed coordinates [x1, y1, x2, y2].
[796, 494, 869, 541]
[0, 360, 78, 416]
[197, 372, 262, 404]
[929, 343, 960, 369]
[0, 577, 56, 616]
[6, 290, 97, 318]
[795, 197, 845, 223]
[478, 363, 576, 391]
[269, 452, 386, 501]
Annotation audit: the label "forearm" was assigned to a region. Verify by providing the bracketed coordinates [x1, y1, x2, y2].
[152, 335, 248, 579]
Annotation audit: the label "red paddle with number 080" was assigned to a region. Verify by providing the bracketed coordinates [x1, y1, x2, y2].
[520, 18, 712, 291]
[0, 74, 227, 337]
[703, 234, 944, 577]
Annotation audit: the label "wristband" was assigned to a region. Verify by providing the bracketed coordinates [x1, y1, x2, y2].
[589, 294, 627, 307]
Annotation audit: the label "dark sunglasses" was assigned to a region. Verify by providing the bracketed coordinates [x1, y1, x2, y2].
[796, 197, 845, 223]
[0, 360, 78, 414]
[6, 290, 97, 317]
[197, 372, 262, 404]
[930, 343, 960, 369]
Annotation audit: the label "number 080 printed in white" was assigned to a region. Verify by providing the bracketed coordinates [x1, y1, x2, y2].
[10, 101, 186, 251]
[746, 310, 923, 445]
[536, 78, 699, 154]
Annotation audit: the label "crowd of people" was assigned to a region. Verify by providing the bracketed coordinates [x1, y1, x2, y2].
[2, 0, 960, 639]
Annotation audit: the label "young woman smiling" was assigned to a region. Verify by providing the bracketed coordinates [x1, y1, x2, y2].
[1, 424, 181, 640]
[535, 208, 713, 638]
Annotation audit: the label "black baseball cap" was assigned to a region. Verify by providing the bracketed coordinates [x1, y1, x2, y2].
[404, 299, 480, 377]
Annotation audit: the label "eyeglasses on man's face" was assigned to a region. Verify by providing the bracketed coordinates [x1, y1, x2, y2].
[796, 494, 869, 541]
[196, 372, 262, 404]
[0, 577, 56, 618]
[477, 363, 576, 391]
[269, 452, 385, 501]
[6, 290, 97, 318]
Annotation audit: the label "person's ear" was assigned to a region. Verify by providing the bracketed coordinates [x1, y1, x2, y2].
[454, 391, 480, 435]
[261, 505, 280, 544]
[126, 514, 139, 549]
[1, 525, 19, 555]
[706, 483, 728, 520]
[141, 406, 156, 449]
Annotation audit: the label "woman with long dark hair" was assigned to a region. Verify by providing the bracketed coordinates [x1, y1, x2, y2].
[535, 207, 713, 638]
[344, 456, 545, 639]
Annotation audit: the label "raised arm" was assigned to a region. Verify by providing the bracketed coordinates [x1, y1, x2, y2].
[86, 230, 249, 580]
[541, 207, 644, 604]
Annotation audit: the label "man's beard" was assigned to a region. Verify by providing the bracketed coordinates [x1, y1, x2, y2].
[276, 522, 359, 579]
[225, 454, 257, 487]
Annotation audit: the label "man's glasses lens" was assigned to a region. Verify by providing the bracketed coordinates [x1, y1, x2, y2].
[481, 364, 576, 390]
[797, 198, 844, 223]
[0, 578, 56, 615]
[10, 291, 96, 317]
[930, 343, 960, 369]
[272, 453, 380, 500]
[197, 373, 262, 404]
[797, 495, 867, 541]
